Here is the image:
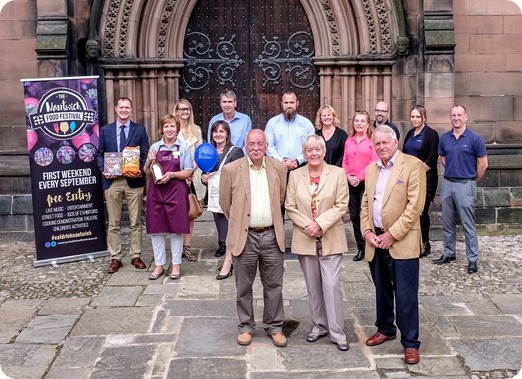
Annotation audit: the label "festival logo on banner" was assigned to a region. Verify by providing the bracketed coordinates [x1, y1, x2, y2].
[22, 77, 108, 266]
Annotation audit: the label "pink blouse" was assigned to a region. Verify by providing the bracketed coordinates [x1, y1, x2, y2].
[342, 135, 378, 181]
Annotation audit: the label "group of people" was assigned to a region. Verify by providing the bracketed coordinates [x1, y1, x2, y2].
[95, 92, 488, 366]
[95, 93, 250, 281]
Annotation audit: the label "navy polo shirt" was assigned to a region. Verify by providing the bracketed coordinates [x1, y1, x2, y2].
[438, 128, 487, 179]
[403, 126, 425, 157]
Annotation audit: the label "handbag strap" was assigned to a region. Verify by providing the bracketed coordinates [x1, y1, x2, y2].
[189, 181, 196, 195]
[217, 146, 235, 172]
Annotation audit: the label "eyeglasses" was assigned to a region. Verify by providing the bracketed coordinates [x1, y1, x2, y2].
[246, 142, 266, 148]
[177, 108, 191, 113]
[375, 109, 389, 114]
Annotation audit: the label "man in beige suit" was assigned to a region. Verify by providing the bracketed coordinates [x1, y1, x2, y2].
[360, 125, 426, 365]
[219, 129, 288, 347]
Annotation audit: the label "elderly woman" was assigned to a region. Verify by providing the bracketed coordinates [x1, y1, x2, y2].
[342, 110, 378, 262]
[285, 134, 350, 351]
[144, 114, 194, 280]
[403, 105, 439, 257]
[201, 120, 244, 279]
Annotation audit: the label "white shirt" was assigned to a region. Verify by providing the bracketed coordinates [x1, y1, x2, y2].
[372, 150, 399, 229]
[247, 157, 273, 227]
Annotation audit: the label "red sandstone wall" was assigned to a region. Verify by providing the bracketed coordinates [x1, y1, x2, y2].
[0, 0, 38, 152]
[454, 0, 522, 144]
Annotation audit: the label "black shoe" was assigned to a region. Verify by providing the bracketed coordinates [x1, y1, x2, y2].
[216, 265, 233, 280]
[306, 332, 328, 343]
[214, 241, 226, 257]
[353, 250, 365, 261]
[334, 340, 350, 351]
[432, 255, 456, 264]
[467, 261, 478, 274]
[420, 241, 431, 258]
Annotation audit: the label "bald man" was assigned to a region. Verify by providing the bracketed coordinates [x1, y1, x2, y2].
[219, 129, 288, 348]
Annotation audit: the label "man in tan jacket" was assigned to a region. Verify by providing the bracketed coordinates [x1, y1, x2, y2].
[360, 125, 426, 365]
[219, 129, 288, 347]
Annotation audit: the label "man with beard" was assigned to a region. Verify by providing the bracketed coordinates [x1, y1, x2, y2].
[373, 101, 401, 142]
[265, 91, 315, 171]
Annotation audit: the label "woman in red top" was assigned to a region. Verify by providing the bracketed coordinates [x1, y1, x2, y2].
[342, 110, 378, 261]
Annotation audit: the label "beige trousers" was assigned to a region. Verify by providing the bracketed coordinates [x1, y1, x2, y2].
[105, 177, 144, 261]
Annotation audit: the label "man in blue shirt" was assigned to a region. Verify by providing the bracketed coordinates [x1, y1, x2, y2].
[265, 91, 315, 171]
[433, 105, 488, 274]
[208, 90, 252, 148]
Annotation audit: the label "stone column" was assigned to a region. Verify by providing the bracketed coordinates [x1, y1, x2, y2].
[35, 0, 69, 76]
[422, 0, 456, 129]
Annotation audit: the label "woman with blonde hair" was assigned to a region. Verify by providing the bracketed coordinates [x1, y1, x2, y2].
[342, 110, 378, 262]
[286, 135, 350, 351]
[174, 99, 205, 262]
[314, 105, 347, 167]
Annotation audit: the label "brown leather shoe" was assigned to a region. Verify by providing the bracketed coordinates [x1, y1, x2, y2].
[404, 348, 420, 364]
[271, 332, 287, 347]
[237, 332, 252, 346]
[366, 332, 396, 346]
[131, 257, 146, 269]
[107, 259, 122, 273]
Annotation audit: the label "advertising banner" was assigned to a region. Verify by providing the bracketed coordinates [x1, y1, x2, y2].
[21, 76, 108, 266]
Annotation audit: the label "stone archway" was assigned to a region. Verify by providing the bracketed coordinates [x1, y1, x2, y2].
[95, 0, 404, 140]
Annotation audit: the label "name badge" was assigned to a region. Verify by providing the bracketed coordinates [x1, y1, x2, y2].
[172, 151, 181, 159]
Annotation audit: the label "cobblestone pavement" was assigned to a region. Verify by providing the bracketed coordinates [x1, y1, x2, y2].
[0, 218, 520, 379]
[1, 230, 520, 301]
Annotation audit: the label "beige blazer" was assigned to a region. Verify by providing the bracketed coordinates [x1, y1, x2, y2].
[360, 151, 426, 261]
[219, 156, 287, 255]
[285, 164, 349, 256]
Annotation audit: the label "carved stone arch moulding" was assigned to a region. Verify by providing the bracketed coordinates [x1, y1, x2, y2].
[156, 0, 346, 58]
[359, 0, 393, 55]
[99, 0, 395, 59]
[101, 0, 135, 58]
[157, 0, 179, 58]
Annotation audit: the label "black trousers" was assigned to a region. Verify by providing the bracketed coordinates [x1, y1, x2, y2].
[368, 231, 420, 349]
[348, 182, 365, 252]
[420, 196, 433, 246]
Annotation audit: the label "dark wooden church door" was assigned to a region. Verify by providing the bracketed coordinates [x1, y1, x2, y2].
[180, 0, 319, 139]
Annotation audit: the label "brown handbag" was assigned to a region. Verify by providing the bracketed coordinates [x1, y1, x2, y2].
[188, 186, 203, 220]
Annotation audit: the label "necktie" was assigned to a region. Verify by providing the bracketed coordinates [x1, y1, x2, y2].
[119, 125, 126, 152]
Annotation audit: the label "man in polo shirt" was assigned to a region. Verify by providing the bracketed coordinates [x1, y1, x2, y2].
[433, 105, 488, 274]
[208, 90, 252, 148]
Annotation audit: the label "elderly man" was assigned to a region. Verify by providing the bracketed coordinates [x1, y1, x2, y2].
[219, 129, 288, 347]
[433, 105, 488, 274]
[360, 125, 426, 365]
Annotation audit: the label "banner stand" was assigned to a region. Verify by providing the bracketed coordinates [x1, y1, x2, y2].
[33, 249, 109, 268]
[21, 76, 109, 267]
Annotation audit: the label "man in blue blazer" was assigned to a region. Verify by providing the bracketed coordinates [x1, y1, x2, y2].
[96, 97, 149, 273]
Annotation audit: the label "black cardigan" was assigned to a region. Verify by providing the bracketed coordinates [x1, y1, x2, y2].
[403, 125, 439, 199]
